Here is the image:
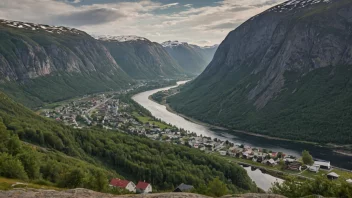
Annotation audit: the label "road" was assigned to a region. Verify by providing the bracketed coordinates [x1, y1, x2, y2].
[86, 96, 113, 115]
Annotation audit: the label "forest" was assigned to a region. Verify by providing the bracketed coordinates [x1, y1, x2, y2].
[0, 91, 257, 194]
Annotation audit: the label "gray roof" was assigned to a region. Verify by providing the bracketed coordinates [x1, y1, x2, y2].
[327, 172, 339, 178]
[314, 161, 330, 167]
[176, 183, 194, 191]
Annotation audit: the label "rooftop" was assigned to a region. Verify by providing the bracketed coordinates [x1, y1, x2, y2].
[110, 178, 130, 188]
[136, 181, 150, 190]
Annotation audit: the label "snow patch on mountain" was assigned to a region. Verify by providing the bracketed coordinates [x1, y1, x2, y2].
[199, 44, 219, 49]
[95, 35, 149, 42]
[161, 40, 188, 48]
[268, 0, 332, 12]
[0, 19, 82, 35]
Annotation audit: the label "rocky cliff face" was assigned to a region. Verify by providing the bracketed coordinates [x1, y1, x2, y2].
[168, 0, 352, 144]
[0, 20, 131, 107]
[162, 41, 218, 75]
[98, 36, 186, 80]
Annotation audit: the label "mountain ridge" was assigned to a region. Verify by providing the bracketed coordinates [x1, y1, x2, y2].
[161, 40, 218, 75]
[0, 19, 132, 107]
[98, 36, 186, 80]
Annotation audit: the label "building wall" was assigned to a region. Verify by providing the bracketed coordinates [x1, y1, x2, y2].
[144, 185, 152, 193]
[137, 185, 152, 193]
[126, 182, 136, 193]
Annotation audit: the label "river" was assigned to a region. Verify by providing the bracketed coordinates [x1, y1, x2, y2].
[132, 81, 352, 190]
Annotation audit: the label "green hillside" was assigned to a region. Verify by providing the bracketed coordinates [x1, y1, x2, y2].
[168, 0, 352, 145]
[0, 91, 257, 193]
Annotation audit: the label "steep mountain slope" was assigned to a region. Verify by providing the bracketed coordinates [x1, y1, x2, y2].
[0, 91, 257, 193]
[0, 20, 131, 107]
[168, 0, 352, 144]
[162, 41, 218, 75]
[97, 36, 186, 80]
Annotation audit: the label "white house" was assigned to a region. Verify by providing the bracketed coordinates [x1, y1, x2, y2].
[313, 161, 331, 170]
[219, 151, 227, 156]
[109, 178, 136, 193]
[136, 181, 152, 194]
[267, 159, 277, 166]
[308, 165, 320, 173]
[346, 179, 352, 184]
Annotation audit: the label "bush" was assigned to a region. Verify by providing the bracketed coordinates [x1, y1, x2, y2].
[0, 153, 28, 179]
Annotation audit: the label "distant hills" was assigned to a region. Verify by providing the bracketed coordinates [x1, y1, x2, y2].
[97, 36, 186, 80]
[168, 0, 352, 144]
[162, 41, 218, 75]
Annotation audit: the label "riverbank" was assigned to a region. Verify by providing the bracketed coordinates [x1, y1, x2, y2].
[152, 94, 352, 156]
[148, 95, 226, 131]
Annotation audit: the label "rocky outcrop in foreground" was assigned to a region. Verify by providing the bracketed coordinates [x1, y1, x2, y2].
[0, 188, 286, 198]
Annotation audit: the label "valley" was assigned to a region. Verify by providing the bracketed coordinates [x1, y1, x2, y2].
[1, 0, 352, 197]
[35, 79, 352, 192]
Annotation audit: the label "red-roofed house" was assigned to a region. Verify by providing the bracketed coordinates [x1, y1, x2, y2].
[136, 181, 152, 193]
[109, 178, 136, 193]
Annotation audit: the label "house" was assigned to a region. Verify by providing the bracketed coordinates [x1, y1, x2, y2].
[266, 159, 277, 166]
[136, 181, 152, 194]
[313, 161, 331, 170]
[174, 183, 194, 192]
[327, 172, 339, 180]
[308, 165, 320, 173]
[256, 155, 263, 163]
[219, 151, 227, 156]
[242, 152, 249, 159]
[287, 161, 302, 171]
[284, 158, 295, 164]
[109, 178, 136, 193]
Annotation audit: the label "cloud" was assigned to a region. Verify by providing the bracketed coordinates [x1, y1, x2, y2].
[228, 6, 253, 12]
[196, 40, 211, 45]
[205, 22, 241, 30]
[253, 0, 283, 7]
[65, 0, 81, 3]
[54, 8, 126, 26]
[160, 3, 179, 9]
[0, 0, 286, 45]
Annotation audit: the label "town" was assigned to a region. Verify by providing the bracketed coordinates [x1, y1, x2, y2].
[39, 86, 352, 194]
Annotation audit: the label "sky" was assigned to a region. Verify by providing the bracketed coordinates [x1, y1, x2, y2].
[0, 0, 286, 45]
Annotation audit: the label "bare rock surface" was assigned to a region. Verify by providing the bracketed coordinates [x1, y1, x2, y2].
[0, 188, 286, 198]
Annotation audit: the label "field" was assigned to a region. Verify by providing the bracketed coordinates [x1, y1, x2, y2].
[132, 112, 170, 129]
[0, 177, 62, 191]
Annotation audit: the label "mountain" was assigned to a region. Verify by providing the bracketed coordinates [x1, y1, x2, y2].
[0, 19, 131, 107]
[168, 0, 352, 144]
[161, 41, 218, 75]
[97, 36, 186, 80]
[0, 90, 257, 193]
